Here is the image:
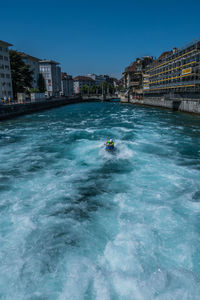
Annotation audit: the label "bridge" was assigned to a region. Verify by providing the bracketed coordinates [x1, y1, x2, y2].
[82, 94, 120, 102]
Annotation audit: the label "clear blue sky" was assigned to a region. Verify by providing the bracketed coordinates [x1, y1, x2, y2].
[1, 0, 200, 79]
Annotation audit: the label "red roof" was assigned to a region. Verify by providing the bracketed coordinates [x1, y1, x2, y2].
[73, 76, 94, 81]
[125, 62, 137, 73]
[149, 51, 172, 68]
[157, 51, 172, 61]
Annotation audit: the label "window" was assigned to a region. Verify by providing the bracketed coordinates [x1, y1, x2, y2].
[0, 55, 3, 60]
[1, 73, 5, 78]
[6, 74, 10, 78]
[4, 56, 8, 61]
[5, 65, 9, 70]
[0, 47, 2, 51]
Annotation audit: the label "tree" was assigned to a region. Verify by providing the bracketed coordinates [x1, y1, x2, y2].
[81, 84, 89, 94]
[108, 83, 115, 94]
[9, 50, 33, 98]
[89, 85, 96, 94]
[37, 73, 46, 92]
[100, 81, 108, 94]
[29, 88, 40, 93]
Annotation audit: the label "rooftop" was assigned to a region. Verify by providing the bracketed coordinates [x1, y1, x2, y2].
[62, 72, 73, 80]
[39, 60, 59, 65]
[73, 76, 94, 81]
[18, 51, 41, 62]
[0, 40, 13, 47]
[157, 51, 172, 61]
[124, 62, 137, 73]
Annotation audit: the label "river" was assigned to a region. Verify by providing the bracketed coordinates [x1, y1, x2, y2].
[0, 102, 200, 299]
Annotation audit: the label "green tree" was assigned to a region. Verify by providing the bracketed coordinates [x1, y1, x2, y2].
[108, 83, 115, 94]
[29, 88, 40, 93]
[97, 85, 102, 94]
[37, 73, 46, 92]
[81, 84, 89, 94]
[9, 50, 33, 98]
[100, 81, 108, 94]
[89, 85, 96, 94]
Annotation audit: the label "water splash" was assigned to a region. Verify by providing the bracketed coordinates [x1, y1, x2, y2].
[0, 102, 200, 299]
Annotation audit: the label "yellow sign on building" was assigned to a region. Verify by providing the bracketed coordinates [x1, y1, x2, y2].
[182, 67, 192, 75]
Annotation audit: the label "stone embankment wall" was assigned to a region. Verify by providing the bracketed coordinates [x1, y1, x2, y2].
[0, 97, 98, 121]
[121, 96, 200, 115]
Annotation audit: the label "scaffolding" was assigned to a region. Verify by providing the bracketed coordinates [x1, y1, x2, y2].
[144, 40, 200, 97]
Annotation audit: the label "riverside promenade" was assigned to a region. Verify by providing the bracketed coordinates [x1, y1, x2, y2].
[0, 96, 101, 121]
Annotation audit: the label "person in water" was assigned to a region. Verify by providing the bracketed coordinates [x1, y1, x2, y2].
[106, 139, 114, 147]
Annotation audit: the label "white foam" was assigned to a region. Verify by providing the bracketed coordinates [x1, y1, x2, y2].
[113, 126, 133, 132]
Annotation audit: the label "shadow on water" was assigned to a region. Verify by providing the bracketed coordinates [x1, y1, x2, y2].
[191, 191, 200, 202]
[21, 155, 133, 283]
[50, 159, 132, 221]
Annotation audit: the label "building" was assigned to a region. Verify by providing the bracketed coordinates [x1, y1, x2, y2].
[112, 78, 120, 89]
[55, 65, 62, 94]
[18, 52, 40, 89]
[87, 74, 106, 85]
[0, 40, 13, 99]
[39, 60, 62, 97]
[61, 72, 73, 97]
[144, 39, 200, 98]
[123, 56, 153, 96]
[87, 74, 118, 89]
[73, 76, 95, 94]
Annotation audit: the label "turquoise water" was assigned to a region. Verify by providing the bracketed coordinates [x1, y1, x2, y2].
[0, 102, 200, 299]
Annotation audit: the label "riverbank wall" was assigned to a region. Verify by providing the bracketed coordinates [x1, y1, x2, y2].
[0, 97, 99, 121]
[120, 97, 200, 115]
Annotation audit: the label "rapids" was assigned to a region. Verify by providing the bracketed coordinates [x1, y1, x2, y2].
[0, 102, 200, 299]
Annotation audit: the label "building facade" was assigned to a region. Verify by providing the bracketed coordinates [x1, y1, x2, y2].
[39, 60, 62, 97]
[19, 52, 40, 89]
[0, 40, 13, 99]
[61, 72, 73, 97]
[73, 76, 95, 94]
[87, 74, 106, 85]
[144, 40, 200, 97]
[55, 66, 62, 94]
[123, 56, 153, 96]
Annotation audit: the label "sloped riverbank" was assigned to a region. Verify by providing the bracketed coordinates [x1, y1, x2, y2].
[0, 97, 100, 121]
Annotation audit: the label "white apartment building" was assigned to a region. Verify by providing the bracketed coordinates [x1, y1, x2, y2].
[39, 60, 62, 97]
[0, 40, 13, 99]
[73, 76, 95, 94]
[19, 52, 40, 89]
[61, 73, 73, 97]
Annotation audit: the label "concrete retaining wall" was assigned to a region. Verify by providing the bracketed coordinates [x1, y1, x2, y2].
[120, 96, 129, 103]
[0, 97, 99, 121]
[123, 97, 200, 115]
